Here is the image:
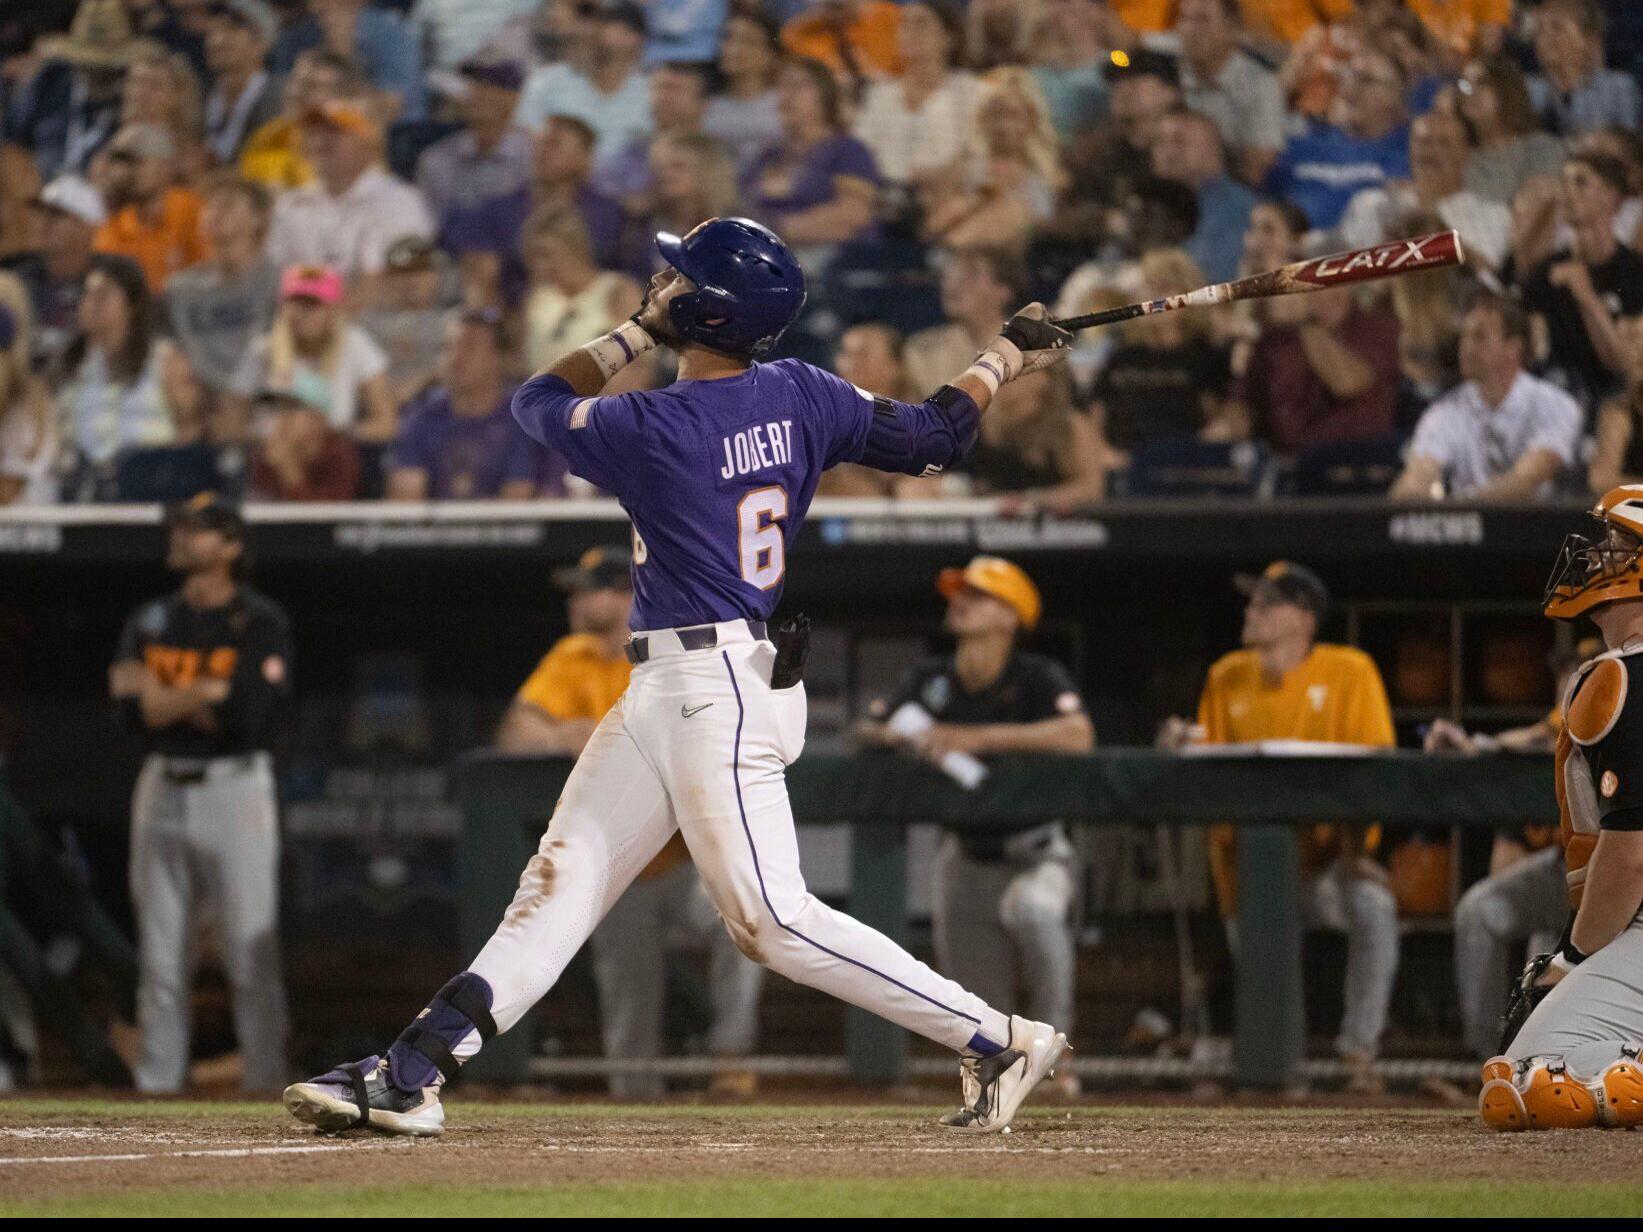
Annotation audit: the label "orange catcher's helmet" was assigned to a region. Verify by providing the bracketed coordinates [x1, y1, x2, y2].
[1543, 485, 1643, 620]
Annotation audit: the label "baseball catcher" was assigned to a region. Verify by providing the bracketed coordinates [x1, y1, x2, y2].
[1480, 485, 1643, 1130]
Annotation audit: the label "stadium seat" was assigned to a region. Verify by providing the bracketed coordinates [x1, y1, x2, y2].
[822, 238, 943, 337]
[387, 119, 462, 182]
[1284, 437, 1408, 497]
[1118, 438, 1273, 499]
[113, 444, 232, 503]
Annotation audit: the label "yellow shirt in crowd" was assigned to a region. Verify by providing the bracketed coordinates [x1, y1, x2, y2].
[1196, 642, 1396, 915]
[515, 633, 687, 876]
[239, 117, 315, 190]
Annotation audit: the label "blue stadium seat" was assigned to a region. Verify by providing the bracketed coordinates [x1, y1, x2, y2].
[1285, 437, 1408, 497]
[113, 444, 229, 503]
[1118, 438, 1273, 499]
[387, 119, 462, 182]
[823, 238, 942, 336]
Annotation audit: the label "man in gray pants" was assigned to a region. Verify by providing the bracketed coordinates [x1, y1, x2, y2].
[109, 494, 292, 1092]
[860, 556, 1093, 1092]
[1425, 677, 1580, 1062]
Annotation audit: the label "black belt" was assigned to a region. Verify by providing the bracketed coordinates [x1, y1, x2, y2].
[625, 620, 768, 664]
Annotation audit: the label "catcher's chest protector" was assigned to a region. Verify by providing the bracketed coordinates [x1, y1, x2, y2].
[1558, 647, 1643, 905]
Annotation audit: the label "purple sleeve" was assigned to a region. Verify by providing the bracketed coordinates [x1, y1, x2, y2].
[826, 135, 880, 186]
[794, 361, 977, 476]
[512, 373, 645, 497]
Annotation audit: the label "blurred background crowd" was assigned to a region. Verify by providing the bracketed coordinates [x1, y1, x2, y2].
[1, 0, 1642, 508]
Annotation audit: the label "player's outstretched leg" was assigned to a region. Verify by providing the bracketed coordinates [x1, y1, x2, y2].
[286, 698, 676, 1135]
[643, 640, 1068, 1132]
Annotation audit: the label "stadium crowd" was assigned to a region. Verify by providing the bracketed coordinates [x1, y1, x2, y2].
[0, 0, 1642, 507]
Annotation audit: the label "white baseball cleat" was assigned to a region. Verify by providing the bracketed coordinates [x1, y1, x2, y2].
[940, 1015, 1070, 1133]
[283, 1055, 445, 1137]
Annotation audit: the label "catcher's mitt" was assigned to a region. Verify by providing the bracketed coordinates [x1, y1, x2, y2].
[1498, 952, 1556, 1053]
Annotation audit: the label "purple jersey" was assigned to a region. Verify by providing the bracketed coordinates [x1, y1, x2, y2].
[513, 358, 977, 630]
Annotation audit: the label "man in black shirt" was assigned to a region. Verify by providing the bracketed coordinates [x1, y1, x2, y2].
[109, 493, 292, 1092]
[860, 557, 1093, 1088]
[1520, 152, 1643, 411]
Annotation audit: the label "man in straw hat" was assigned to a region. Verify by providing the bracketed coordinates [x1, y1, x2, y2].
[12, 0, 136, 178]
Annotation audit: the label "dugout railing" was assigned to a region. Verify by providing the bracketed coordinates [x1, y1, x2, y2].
[456, 748, 1554, 1089]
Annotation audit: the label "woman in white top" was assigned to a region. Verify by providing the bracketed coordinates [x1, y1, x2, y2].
[0, 302, 57, 505]
[231, 265, 396, 441]
[852, 2, 978, 191]
[703, 10, 783, 174]
[56, 254, 176, 477]
[522, 207, 647, 392]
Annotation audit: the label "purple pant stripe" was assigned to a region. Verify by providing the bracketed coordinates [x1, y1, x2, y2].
[720, 652, 982, 1030]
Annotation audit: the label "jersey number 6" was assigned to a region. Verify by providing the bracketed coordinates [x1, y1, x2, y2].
[738, 486, 788, 590]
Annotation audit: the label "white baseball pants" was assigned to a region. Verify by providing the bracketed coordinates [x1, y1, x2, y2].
[461, 621, 1012, 1063]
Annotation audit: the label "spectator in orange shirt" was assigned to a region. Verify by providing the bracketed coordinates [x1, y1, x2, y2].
[781, 0, 903, 85]
[93, 124, 206, 291]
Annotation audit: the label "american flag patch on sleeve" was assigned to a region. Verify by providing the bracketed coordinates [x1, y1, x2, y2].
[570, 399, 597, 430]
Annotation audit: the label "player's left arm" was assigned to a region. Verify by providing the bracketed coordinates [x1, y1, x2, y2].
[845, 305, 1073, 476]
[1566, 659, 1643, 958]
[1570, 829, 1643, 956]
[208, 605, 293, 741]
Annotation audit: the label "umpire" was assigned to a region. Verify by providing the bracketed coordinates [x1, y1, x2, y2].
[108, 493, 292, 1092]
[861, 556, 1094, 1087]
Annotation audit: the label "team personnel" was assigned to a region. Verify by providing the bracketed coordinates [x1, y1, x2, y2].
[286, 216, 1074, 1136]
[109, 494, 292, 1092]
[861, 556, 1093, 1089]
[1425, 642, 1592, 1062]
[494, 546, 763, 1100]
[1481, 486, 1643, 1131]
[1159, 561, 1399, 1092]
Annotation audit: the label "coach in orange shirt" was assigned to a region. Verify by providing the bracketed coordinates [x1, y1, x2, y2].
[94, 124, 206, 291]
[494, 546, 763, 1098]
[1160, 560, 1399, 1090]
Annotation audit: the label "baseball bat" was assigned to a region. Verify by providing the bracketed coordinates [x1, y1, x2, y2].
[1052, 229, 1464, 332]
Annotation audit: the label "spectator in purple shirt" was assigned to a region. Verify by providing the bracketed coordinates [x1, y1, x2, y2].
[418, 60, 533, 230]
[385, 309, 539, 500]
[740, 57, 879, 251]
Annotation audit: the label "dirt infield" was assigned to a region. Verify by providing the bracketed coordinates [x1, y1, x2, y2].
[3, 1096, 1643, 1216]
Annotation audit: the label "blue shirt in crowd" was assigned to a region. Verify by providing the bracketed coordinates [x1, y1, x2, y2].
[1266, 121, 1411, 231]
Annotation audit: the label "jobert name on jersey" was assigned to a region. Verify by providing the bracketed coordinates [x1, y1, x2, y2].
[720, 419, 796, 480]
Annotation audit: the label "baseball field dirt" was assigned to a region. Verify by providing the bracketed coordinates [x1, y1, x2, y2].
[4, 1095, 1643, 1216]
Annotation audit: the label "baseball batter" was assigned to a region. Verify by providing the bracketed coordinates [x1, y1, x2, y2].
[494, 545, 764, 1098]
[285, 217, 1072, 1136]
[1480, 486, 1643, 1130]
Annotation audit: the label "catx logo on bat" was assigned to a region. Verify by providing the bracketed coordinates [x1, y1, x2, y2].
[1306, 233, 1452, 282]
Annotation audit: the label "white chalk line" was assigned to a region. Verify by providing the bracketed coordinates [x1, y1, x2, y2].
[0, 1141, 412, 1166]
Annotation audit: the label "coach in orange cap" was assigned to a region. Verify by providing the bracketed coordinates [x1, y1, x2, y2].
[1159, 559, 1399, 1092]
[861, 555, 1092, 1094]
